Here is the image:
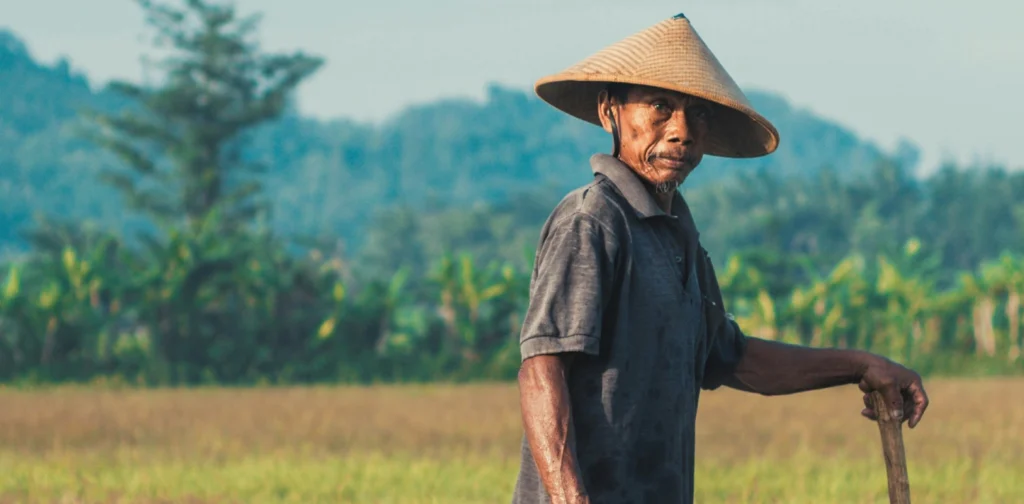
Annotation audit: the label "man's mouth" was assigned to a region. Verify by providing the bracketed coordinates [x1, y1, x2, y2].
[648, 154, 690, 171]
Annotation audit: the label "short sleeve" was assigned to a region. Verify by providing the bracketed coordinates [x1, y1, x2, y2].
[700, 316, 749, 390]
[518, 212, 619, 362]
[697, 250, 750, 390]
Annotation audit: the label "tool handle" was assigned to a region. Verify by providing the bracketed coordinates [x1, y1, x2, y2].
[871, 390, 912, 504]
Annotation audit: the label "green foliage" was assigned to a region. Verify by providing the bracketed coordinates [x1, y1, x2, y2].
[685, 159, 1024, 285]
[2, 234, 1023, 385]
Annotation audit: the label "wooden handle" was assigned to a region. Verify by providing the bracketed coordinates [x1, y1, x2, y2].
[871, 390, 911, 504]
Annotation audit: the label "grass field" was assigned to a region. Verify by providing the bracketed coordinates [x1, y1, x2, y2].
[1, 378, 1022, 503]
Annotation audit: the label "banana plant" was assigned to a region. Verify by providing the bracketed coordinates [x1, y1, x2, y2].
[821, 254, 871, 350]
[786, 254, 864, 348]
[1, 240, 121, 375]
[373, 266, 413, 355]
[0, 264, 26, 374]
[427, 252, 512, 365]
[956, 270, 997, 358]
[978, 252, 1024, 362]
[123, 212, 258, 384]
[1004, 254, 1024, 362]
[875, 256, 927, 362]
[717, 253, 778, 340]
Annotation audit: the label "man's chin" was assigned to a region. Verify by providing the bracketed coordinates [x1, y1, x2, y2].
[659, 172, 688, 186]
[647, 176, 683, 194]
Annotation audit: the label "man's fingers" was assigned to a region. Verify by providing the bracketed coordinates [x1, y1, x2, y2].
[860, 393, 879, 420]
[907, 380, 929, 428]
[858, 379, 872, 394]
[902, 400, 916, 423]
[861, 407, 878, 420]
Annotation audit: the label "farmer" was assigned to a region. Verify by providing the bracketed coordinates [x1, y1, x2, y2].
[512, 13, 929, 504]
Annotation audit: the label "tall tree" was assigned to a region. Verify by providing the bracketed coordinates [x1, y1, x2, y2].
[63, 0, 324, 384]
[82, 0, 323, 236]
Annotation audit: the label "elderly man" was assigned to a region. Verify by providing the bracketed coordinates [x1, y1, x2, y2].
[511, 13, 929, 504]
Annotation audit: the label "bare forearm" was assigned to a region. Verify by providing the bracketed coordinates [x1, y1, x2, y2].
[518, 355, 589, 504]
[725, 337, 877, 396]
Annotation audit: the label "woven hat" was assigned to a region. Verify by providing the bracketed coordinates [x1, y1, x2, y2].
[534, 13, 779, 158]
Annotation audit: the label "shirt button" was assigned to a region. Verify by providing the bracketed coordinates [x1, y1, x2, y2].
[675, 256, 682, 263]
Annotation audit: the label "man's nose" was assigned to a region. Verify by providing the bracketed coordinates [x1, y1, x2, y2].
[665, 110, 693, 145]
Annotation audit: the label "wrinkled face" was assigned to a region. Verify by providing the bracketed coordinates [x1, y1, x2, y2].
[597, 84, 714, 193]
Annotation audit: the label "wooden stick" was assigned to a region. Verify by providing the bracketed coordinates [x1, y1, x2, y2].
[871, 390, 911, 504]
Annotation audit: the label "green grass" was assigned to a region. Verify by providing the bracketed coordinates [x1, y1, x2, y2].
[1, 379, 1022, 503]
[2, 451, 1020, 503]
[0, 452, 514, 504]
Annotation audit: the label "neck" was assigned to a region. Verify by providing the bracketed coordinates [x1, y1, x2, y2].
[637, 177, 676, 213]
[653, 190, 674, 214]
[650, 189, 674, 214]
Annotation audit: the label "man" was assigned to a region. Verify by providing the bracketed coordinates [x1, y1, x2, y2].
[511, 13, 929, 504]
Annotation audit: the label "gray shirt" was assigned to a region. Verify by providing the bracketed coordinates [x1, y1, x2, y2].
[511, 153, 749, 504]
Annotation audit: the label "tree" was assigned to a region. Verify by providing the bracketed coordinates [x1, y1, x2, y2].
[82, 0, 323, 237]
[62, 0, 324, 385]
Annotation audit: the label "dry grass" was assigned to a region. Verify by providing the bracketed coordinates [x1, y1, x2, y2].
[0, 377, 1021, 502]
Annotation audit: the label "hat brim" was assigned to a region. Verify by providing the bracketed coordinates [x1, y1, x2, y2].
[535, 74, 780, 159]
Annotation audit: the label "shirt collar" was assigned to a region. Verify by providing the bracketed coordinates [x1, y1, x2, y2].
[589, 153, 699, 232]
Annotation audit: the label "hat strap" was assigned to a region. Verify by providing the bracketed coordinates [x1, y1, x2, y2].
[609, 109, 621, 158]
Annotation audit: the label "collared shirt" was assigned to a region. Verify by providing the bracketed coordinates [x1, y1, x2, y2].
[511, 153, 749, 504]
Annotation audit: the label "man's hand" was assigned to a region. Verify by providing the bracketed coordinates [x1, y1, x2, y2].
[858, 356, 930, 428]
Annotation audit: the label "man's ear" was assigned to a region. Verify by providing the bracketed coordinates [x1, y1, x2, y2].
[596, 89, 615, 134]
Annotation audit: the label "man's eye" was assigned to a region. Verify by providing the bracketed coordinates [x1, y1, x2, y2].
[652, 102, 669, 112]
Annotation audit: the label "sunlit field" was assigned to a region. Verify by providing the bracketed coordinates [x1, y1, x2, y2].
[1, 378, 1022, 503]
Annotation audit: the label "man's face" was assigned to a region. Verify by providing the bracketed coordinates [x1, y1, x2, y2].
[597, 84, 714, 193]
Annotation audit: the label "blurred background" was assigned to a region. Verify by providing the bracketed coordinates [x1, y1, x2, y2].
[0, 1, 1022, 502]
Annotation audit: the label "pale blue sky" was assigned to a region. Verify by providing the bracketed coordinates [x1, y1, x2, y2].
[2, 0, 1022, 173]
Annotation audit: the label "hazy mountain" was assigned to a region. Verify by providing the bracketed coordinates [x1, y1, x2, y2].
[0, 29, 917, 256]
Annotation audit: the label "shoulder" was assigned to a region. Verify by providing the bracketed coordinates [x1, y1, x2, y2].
[540, 175, 631, 242]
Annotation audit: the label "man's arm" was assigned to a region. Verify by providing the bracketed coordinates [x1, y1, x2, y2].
[721, 337, 930, 428]
[722, 337, 872, 395]
[518, 354, 589, 504]
[514, 210, 619, 503]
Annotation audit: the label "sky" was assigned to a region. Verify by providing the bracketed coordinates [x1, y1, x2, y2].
[2, 0, 1022, 174]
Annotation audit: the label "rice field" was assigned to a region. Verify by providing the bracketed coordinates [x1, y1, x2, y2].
[0, 377, 1022, 503]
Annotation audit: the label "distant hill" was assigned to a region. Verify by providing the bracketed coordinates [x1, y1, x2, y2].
[0, 29, 918, 256]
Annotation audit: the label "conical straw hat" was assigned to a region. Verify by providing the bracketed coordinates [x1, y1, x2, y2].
[535, 13, 779, 158]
